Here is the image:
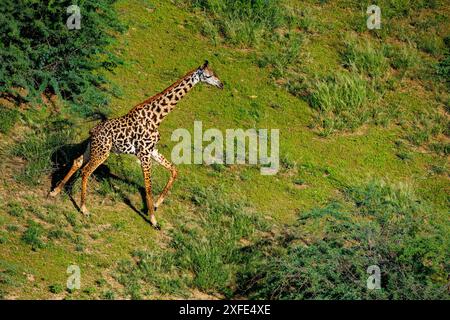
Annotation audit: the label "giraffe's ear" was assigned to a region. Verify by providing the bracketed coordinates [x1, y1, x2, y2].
[201, 60, 209, 69]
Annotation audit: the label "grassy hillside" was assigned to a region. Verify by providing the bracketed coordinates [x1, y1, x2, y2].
[0, 0, 448, 299]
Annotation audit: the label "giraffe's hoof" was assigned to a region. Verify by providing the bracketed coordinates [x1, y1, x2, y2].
[80, 206, 90, 217]
[149, 215, 160, 230]
[152, 223, 161, 231]
[48, 189, 59, 198]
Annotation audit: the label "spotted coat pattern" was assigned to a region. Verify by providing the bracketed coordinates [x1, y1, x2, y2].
[49, 61, 223, 228]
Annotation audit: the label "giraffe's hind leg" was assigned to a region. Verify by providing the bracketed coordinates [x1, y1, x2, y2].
[138, 152, 159, 229]
[49, 144, 91, 197]
[79, 143, 110, 216]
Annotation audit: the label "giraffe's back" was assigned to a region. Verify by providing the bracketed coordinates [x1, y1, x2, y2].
[89, 114, 159, 156]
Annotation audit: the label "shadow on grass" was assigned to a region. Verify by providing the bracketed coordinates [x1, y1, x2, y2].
[50, 140, 151, 225]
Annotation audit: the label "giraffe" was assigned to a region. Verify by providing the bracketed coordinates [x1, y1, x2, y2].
[49, 61, 223, 229]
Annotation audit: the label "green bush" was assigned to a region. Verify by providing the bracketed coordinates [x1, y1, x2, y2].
[239, 181, 449, 299]
[0, 0, 124, 116]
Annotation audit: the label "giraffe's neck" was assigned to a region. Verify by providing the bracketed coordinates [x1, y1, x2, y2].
[133, 69, 201, 127]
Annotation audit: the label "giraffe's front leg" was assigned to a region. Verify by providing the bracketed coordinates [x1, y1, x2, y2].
[150, 149, 178, 210]
[139, 154, 159, 229]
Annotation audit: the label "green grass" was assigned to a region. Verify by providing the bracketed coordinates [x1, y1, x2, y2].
[11, 122, 73, 185]
[437, 37, 450, 88]
[0, 106, 20, 134]
[307, 72, 378, 135]
[430, 142, 450, 156]
[21, 220, 46, 250]
[115, 185, 267, 298]
[49, 283, 64, 294]
[186, 0, 294, 47]
[415, 32, 445, 56]
[256, 31, 303, 79]
[382, 43, 421, 76]
[404, 110, 448, 146]
[7, 202, 25, 218]
[0, 260, 25, 299]
[102, 289, 116, 300]
[0, 0, 448, 299]
[342, 36, 389, 79]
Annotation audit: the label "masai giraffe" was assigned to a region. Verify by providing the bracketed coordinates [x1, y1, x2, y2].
[49, 61, 223, 228]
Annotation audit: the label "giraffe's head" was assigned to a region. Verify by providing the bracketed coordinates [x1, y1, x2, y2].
[197, 60, 224, 89]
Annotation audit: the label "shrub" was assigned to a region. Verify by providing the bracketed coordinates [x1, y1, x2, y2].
[239, 181, 449, 299]
[0, 0, 125, 116]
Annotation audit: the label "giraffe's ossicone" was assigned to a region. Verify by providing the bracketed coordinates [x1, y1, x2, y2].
[49, 61, 224, 229]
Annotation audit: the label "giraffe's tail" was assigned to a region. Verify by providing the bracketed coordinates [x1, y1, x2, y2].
[82, 141, 91, 165]
[90, 111, 109, 122]
[87, 112, 109, 135]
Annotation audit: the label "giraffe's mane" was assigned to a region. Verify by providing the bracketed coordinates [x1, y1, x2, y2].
[132, 67, 198, 109]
